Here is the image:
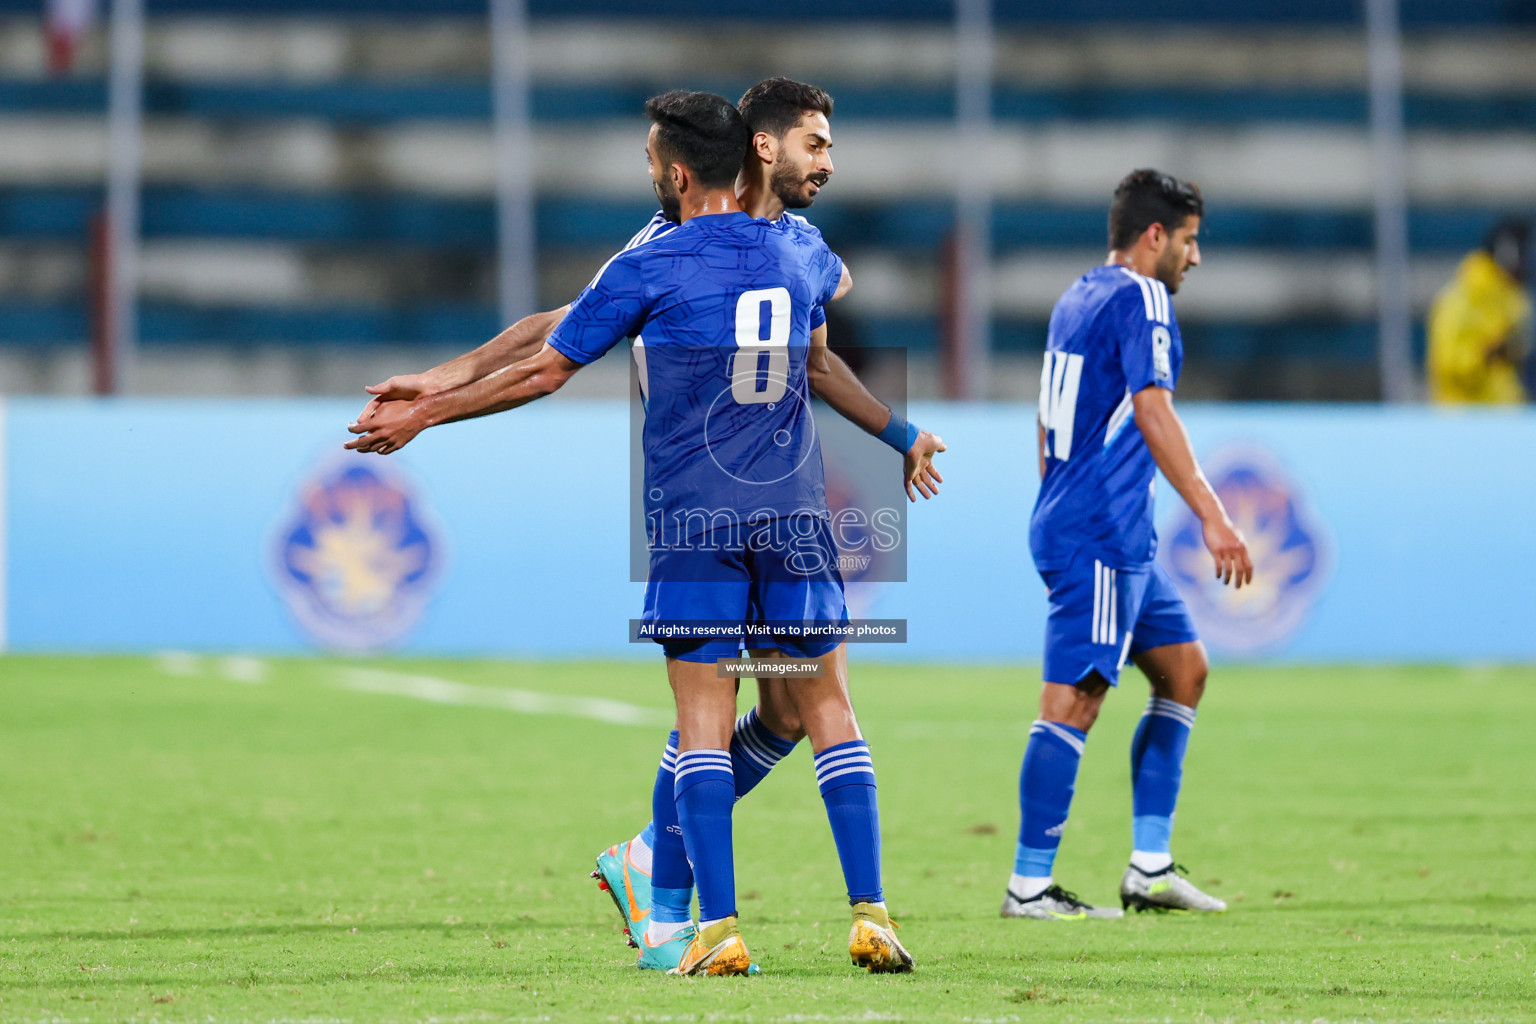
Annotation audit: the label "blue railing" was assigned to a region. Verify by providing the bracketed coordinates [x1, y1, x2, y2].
[5, 79, 1536, 130]
[0, 0, 1529, 24]
[0, 188, 1523, 252]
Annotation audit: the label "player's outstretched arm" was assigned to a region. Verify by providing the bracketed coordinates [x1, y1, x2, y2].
[806, 323, 946, 501]
[1131, 385, 1253, 588]
[360, 305, 572, 408]
[1037, 419, 1048, 480]
[345, 343, 582, 455]
[832, 264, 853, 302]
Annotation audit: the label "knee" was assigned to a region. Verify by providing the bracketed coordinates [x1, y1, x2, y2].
[1154, 653, 1209, 707]
[755, 693, 806, 743]
[1053, 699, 1103, 733]
[1040, 679, 1107, 733]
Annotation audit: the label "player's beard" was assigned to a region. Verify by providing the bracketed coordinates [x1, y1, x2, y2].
[1156, 247, 1187, 294]
[654, 178, 682, 224]
[770, 157, 829, 211]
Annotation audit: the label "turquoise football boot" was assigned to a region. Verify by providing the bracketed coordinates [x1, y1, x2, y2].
[590, 841, 651, 948]
[636, 924, 696, 971]
[638, 925, 762, 974]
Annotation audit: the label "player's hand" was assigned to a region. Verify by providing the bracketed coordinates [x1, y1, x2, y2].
[1486, 335, 1520, 367]
[365, 371, 443, 403]
[904, 430, 947, 502]
[1202, 515, 1253, 589]
[345, 400, 426, 455]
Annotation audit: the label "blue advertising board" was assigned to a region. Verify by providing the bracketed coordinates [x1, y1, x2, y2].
[1, 398, 1531, 663]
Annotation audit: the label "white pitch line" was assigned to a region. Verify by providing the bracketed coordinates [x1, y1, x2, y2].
[155, 650, 201, 676]
[219, 655, 268, 684]
[337, 668, 673, 728]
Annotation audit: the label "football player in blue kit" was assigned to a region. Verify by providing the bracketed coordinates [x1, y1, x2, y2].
[348, 79, 942, 973]
[346, 91, 915, 976]
[1002, 170, 1254, 921]
[588, 79, 941, 974]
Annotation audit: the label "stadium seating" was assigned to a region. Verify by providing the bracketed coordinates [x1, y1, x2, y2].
[0, 0, 1532, 397]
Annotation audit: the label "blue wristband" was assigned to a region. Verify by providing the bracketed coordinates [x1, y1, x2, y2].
[877, 411, 921, 453]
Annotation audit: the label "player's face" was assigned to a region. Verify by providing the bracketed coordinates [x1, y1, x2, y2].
[767, 111, 834, 210]
[646, 125, 683, 224]
[1156, 215, 1201, 294]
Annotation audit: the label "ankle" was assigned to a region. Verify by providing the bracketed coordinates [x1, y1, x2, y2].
[698, 916, 738, 946]
[851, 901, 889, 927]
[1129, 850, 1174, 874]
[646, 918, 693, 945]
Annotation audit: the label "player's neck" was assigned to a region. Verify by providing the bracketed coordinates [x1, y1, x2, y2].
[738, 176, 785, 221]
[1106, 249, 1158, 279]
[678, 189, 744, 223]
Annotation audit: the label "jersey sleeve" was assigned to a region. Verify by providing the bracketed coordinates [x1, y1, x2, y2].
[783, 215, 844, 311]
[621, 212, 675, 253]
[548, 249, 650, 365]
[811, 243, 845, 309]
[1113, 274, 1177, 393]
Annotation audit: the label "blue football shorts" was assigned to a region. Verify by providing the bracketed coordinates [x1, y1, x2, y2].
[642, 516, 848, 662]
[1040, 551, 1199, 687]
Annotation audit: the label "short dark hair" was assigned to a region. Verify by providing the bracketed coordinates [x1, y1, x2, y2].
[737, 77, 834, 139]
[1108, 169, 1204, 250]
[1483, 217, 1531, 281]
[644, 90, 750, 190]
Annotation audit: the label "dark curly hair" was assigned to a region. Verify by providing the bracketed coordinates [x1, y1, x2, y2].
[1108, 169, 1204, 250]
[737, 77, 834, 139]
[644, 90, 750, 190]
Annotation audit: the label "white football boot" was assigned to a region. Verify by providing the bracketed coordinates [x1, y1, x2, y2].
[1000, 884, 1124, 920]
[1119, 863, 1227, 912]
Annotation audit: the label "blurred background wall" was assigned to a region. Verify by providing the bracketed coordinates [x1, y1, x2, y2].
[7, 400, 1533, 662]
[2, 0, 1534, 400]
[2, 1, 1533, 663]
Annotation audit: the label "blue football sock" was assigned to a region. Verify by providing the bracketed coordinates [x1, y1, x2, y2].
[731, 706, 799, 799]
[648, 731, 692, 924]
[1130, 697, 1195, 859]
[673, 749, 736, 924]
[1014, 720, 1087, 878]
[631, 708, 793, 874]
[814, 739, 883, 905]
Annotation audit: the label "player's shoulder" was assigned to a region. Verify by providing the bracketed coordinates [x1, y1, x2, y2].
[620, 211, 681, 253]
[586, 234, 656, 292]
[1098, 264, 1173, 326]
[1054, 265, 1164, 324]
[772, 214, 837, 271]
[778, 212, 824, 241]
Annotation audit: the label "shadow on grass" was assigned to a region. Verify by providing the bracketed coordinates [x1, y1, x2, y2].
[1283, 895, 1536, 914]
[1396, 922, 1536, 936]
[1, 957, 604, 992]
[4, 918, 543, 944]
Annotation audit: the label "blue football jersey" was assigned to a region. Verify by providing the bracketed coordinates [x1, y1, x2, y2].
[1029, 264, 1184, 571]
[548, 211, 844, 542]
[613, 211, 826, 329]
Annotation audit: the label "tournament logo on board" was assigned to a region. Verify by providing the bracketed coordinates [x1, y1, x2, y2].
[272, 461, 441, 651]
[1160, 446, 1332, 655]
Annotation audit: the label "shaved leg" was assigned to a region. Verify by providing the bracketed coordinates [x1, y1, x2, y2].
[751, 646, 809, 743]
[1010, 672, 1108, 905]
[777, 646, 860, 753]
[1038, 672, 1111, 733]
[1132, 640, 1209, 708]
[665, 657, 741, 929]
[1125, 640, 1210, 889]
[667, 657, 737, 751]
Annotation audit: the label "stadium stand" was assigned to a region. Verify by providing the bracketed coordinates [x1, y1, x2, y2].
[0, 0, 1533, 397]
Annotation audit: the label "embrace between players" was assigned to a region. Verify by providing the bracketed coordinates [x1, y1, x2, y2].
[345, 78, 1254, 977]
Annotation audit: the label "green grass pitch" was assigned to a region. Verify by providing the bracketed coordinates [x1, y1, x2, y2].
[2, 655, 1533, 1023]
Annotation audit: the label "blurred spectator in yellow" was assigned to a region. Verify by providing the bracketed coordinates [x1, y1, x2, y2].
[1427, 218, 1531, 404]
